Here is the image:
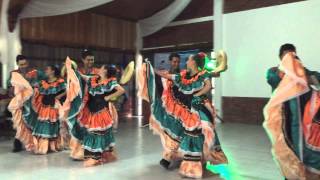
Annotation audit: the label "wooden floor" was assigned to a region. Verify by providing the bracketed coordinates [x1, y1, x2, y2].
[0, 119, 283, 180]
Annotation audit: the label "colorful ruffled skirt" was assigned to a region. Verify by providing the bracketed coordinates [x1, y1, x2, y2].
[264, 54, 320, 179]
[67, 96, 117, 166]
[31, 92, 61, 154]
[8, 73, 62, 154]
[63, 61, 118, 166]
[138, 62, 228, 178]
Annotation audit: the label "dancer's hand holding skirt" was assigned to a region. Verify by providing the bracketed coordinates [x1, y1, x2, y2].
[264, 53, 320, 180]
[63, 58, 119, 167]
[138, 62, 228, 178]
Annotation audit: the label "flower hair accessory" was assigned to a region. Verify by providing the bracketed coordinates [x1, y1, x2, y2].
[198, 52, 206, 60]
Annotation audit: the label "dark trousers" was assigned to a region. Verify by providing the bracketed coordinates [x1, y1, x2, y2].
[13, 138, 23, 151]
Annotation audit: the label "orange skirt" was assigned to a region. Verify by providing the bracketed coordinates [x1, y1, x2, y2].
[32, 92, 58, 122]
[77, 106, 113, 132]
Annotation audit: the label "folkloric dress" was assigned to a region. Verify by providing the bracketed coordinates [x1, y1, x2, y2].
[60, 66, 99, 149]
[8, 72, 65, 154]
[32, 78, 65, 153]
[138, 61, 228, 178]
[264, 53, 320, 179]
[63, 59, 118, 165]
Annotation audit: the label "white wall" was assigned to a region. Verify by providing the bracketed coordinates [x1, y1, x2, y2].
[222, 0, 320, 98]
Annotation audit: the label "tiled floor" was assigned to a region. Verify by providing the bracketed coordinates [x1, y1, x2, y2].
[0, 119, 283, 180]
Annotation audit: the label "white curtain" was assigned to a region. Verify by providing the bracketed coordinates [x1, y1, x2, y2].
[134, 0, 190, 115]
[0, 0, 190, 88]
[135, 0, 191, 82]
[20, 0, 113, 19]
[135, 0, 191, 74]
[138, 0, 191, 37]
[0, 0, 114, 87]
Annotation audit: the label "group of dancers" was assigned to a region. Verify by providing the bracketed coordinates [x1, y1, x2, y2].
[7, 50, 125, 167]
[138, 52, 228, 178]
[5, 44, 320, 179]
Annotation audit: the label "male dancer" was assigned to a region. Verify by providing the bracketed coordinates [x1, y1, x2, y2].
[168, 53, 181, 73]
[78, 49, 99, 75]
[7, 55, 45, 152]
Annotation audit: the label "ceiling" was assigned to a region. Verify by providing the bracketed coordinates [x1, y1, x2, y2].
[87, 0, 174, 21]
[8, 0, 305, 24]
[88, 0, 305, 20]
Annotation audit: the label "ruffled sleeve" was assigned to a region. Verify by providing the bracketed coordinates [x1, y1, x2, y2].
[88, 77, 119, 95]
[106, 79, 119, 90]
[172, 71, 211, 94]
[38, 79, 66, 95]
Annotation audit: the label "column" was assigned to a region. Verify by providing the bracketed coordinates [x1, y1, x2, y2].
[213, 0, 224, 119]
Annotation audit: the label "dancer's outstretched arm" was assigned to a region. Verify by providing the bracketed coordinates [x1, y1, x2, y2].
[104, 85, 125, 102]
[154, 69, 173, 80]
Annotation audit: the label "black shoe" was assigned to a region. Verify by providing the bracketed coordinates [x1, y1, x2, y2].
[159, 159, 170, 169]
[12, 139, 23, 152]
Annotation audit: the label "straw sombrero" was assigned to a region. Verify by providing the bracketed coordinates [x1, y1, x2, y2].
[120, 61, 135, 85]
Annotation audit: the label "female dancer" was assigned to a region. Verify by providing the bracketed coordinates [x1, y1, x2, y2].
[8, 65, 65, 154]
[64, 59, 125, 167]
[264, 47, 320, 180]
[138, 52, 228, 178]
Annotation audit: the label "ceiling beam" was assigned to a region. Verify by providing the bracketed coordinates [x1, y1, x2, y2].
[167, 16, 214, 27]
